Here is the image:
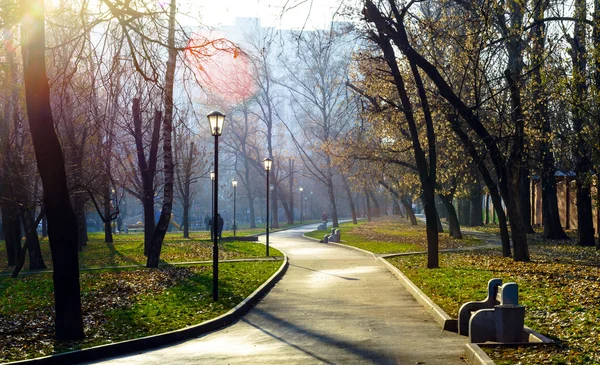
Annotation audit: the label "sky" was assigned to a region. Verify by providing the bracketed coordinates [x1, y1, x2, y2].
[178, 0, 353, 30]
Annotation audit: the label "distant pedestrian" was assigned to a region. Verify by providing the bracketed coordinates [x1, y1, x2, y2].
[204, 215, 211, 231]
[322, 212, 328, 223]
[217, 214, 224, 239]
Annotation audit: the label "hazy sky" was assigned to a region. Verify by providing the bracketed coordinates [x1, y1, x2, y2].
[179, 0, 350, 29]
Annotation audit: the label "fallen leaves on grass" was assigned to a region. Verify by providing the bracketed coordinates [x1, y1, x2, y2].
[347, 216, 482, 250]
[0, 262, 280, 363]
[389, 241, 600, 365]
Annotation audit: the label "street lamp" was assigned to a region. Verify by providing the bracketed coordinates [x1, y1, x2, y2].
[232, 179, 238, 237]
[208, 111, 225, 301]
[263, 158, 272, 256]
[299, 187, 304, 223]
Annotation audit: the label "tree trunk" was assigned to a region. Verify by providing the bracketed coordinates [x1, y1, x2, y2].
[422, 183, 439, 268]
[364, 188, 372, 222]
[24, 210, 46, 270]
[74, 193, 88, 249]
[485, 194, 490, 225]
[505, 62, 529, 262]
[104, 188, 113, 243]
[132, 99, 161, 256]
[369, 191, 381, 217]
[595, 0, 600, 249]
[469, 181, 483, 227]
[439, 194, 462, 238]
[576, 182, 595, 246]
[143, 192, 156, 253]
[401, 197, 418, 225]
[570, 0, 595, 247]
[21, 0, 84, 339]
[541, 168, 568, 240]
[147, 0, 177, 267]
[458, 198, 470, 226]
[520, 167, 535, 233]
[182, 202, 190, 238]
[42, 213, 47, 237]
[2, 213, 16, 266]
[342, 176, 357, 224]
[541, 148, 569, 240]
[13, 210, 47, 277]
[270, 176, 280, 229]
[326, 177, 339, 227]
[280, 196, 292, 225]
[248, 194, 256, 229]
[435, 207, 444, 233]
[287, 159, 294, 225]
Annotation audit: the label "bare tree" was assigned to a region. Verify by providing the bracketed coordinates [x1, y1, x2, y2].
[21, 0, 84, 340]
[281, 26, 357, 228]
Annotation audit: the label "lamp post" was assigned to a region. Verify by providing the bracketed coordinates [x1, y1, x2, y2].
[263, 158, 272, 256]
[210, 171, 215, 221]
[232, 179, 238, 237]
[208, 111, 225, 301]
[299, 187, 304, 223]
[310, 191, 313, 219]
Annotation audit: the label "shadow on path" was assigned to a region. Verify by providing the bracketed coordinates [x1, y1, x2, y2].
[242, 308, 397, 364]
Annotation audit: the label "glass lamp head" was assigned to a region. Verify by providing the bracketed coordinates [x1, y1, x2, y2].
[263, 158, 273, 171]
[207, 111, 225, 136]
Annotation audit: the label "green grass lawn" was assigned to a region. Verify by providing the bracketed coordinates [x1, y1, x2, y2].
[305, 217, 483, 254]
[0, 230, 286, 362]
[1, 231, 283, 273]
[0, 261, 282, 362]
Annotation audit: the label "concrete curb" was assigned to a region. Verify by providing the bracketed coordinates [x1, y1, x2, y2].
[329, 242, 378, 259]
[6, 256, 289, 365]
[301, 233, 380, 259]
[465, 343, 496, 365]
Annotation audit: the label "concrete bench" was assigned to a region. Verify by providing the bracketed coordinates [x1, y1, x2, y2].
[323, 229, 341, 243]
[458, 278, 525, 343]
[125, 223, 144, 233]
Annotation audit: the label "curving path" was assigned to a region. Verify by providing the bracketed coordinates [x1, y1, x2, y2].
[87, 224, 467, 364]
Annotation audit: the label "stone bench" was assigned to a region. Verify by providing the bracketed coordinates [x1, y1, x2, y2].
[458, 278, 525, 343]
[323, 229, 341, 243]
[125, 223, 144, 233]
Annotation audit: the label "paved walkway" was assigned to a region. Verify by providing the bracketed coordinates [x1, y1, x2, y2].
[88, 224, 467, 364]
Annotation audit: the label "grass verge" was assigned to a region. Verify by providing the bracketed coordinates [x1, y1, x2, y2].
[1, 233, 283, 273]
[305, 216, 483, 254]
[0, 260, 282, 362]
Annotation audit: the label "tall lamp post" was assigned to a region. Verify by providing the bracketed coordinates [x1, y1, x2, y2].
[210, 171, 215, 220]
[232, 179, 238, 237]
[263, 158, 272, 256]
[299, 187, 304, 223]
[310, 191, 313, 219]
[208, 111, 225, 301]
